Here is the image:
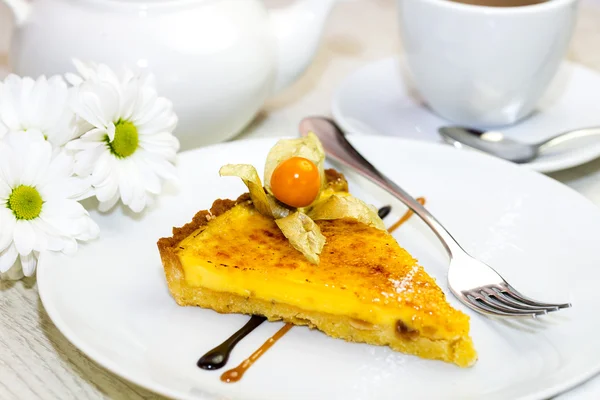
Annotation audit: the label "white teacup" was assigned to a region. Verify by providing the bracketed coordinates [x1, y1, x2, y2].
[398, 0, 579, 128]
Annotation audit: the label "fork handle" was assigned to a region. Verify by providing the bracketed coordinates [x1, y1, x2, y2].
[301, 117, 465, 258]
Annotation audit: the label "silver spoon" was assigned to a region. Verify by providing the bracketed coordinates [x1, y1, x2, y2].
[438, 126, 600, 163]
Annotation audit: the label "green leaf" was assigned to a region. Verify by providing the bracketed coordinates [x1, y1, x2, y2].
[219, 164, 290, 219]
[307, 193, 386, 230]
[275, 211, 325, 264]
[263, 132, 326, 196]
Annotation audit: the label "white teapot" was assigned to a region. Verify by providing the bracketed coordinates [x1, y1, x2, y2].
[4, 0, 335, 149]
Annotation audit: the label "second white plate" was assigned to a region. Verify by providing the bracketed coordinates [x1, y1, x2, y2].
[332, 57, 600, 173]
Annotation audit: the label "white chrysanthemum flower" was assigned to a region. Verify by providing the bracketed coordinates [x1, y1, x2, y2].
[0, 74, 78, 147]
[66, 60, 179, 213]
[0, 134, 99, 280]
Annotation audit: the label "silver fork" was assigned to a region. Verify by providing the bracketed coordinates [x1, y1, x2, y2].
[300, 116, 571, 318]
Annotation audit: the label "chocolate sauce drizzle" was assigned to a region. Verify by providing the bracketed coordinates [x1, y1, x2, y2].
[377, 205, 392, 219]
[197, 315, 266, 370]
[197, 203, 426, 380]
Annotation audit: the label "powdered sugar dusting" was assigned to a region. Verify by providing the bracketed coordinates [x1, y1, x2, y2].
[387, 265, 420, 300]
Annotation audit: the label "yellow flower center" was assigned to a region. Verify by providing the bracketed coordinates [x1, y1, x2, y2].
[8, 185, 43, 220]
[108, 120, 139, 158]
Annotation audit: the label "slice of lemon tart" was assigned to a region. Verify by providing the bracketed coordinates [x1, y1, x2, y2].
[157, 135, 477, 367]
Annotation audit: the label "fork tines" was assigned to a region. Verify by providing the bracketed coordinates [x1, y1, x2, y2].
[464, 283, 571, 318]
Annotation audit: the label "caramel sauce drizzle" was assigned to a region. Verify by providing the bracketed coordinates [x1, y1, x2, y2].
[387, 197, 426, 234]
[220, 323, 293, 383]
[208, 201, 427, 383]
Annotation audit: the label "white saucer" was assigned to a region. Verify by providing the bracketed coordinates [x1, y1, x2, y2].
[332, 57, 600, 173]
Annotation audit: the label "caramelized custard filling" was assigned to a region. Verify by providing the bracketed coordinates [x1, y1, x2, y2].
[176, 203, 469, 341]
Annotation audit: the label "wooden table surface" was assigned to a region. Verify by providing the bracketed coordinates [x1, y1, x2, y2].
[1, 0, 600, 399]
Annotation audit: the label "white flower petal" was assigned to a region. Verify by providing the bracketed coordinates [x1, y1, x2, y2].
[81, 127, 109, 142]
[35, 250, 45, 273]
[62, 238, 78, 255]
[39, 175, 92, 203]
[118, 81, 139, 121]
[0, 178, 10, 200]
[46, 112, 78, 148]
[42, 199, 87, 220]
[138, 137, 178, 161]
[137, 111, 177, 137]
[65, 215, 100, 242]
[131, 86, 158, 124]
[30, 219, 52, 252]
[117, 159, 136, 205]
[130, 160, 150, 212]
[119, 65, 137, 87]
[134, 96, 175, 129]
[66, 176, 95, 201]
[23, 75, 47, 128]
[0, 208, 16, 252]
[94, 173, 119, 203]
[0, 76, 22, 130]
[20, 139, 52, 186]
[39, 211, 98, 244]
[22, 128, 46, 142]
[72, 115, 95, 138]
[96, 63, 123, 91]
[0, 243, 18, 273]
[30, 218, 63, 251]
[98, 190, 120, 212]
[106, 121, 116, 141]
[0, 120, 8, 139]
[146, 155, 178, 182]
[66, 137, 102, 151]
[139, 71, 157, 90]
[0, 259, 24, 280]
[0, 74, 75, 150]
[71, 82, 119, 128]
[73, 146, 104, 177]
[66, 214, 99, 241]
[19, 252, 37, 276]
[41, 79, 77, 147]
[13, 220, 35, 255]
[139, 131, 179, 145]
[127, 177, 148, 213]
[72, 59, 98, 81]
[91, 151, 116, 189]
[0, 141, 17, 187]
[139, 162, 161, 194]
[38, 216, 73, 243]
[65, 72, 84, 87]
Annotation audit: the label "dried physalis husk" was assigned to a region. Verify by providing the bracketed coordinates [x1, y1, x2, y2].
[275, 211, 325, 264]
[307, 193, 385, 230]
[219, 164, 290, 219]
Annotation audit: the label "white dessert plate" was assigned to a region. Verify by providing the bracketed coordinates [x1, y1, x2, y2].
[38, 137, 600, 400]
[332, 57, 600, 173]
